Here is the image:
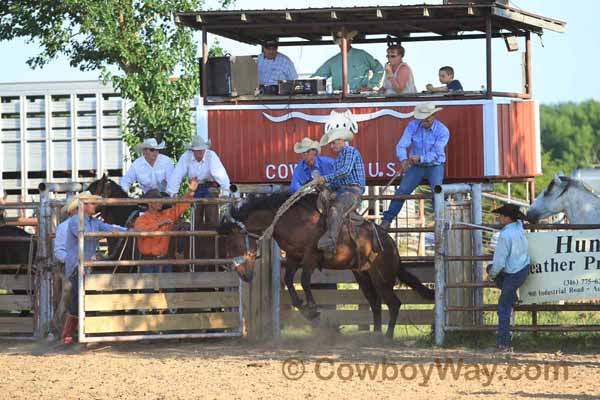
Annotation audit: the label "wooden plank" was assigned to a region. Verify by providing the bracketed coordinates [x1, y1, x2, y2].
[289, 266, 434, 284]
[85, 292, 239, 312]
[0, 275, 31, 291]
[84, 272, 238, 291]
[0, 295, 31, 310]
[84, 312, 240, 334]
[0, 317, 34, 333]
[281, 309, 434, 326]
[280, 289, 434, 305]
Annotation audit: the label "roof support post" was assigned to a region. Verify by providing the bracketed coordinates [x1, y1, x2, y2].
[342, 34, 348, 97]
[525, 31, 532, 97]
[202, 26, 208, 100]
[485, 16, 493, 98]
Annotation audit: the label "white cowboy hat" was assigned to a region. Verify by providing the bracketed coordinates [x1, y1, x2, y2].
[61, 194, 78, 214]
[293, 137, 321, 154]
[65, 191, 102, 213]
[413, 103, 443, 120]
[135, 138, 166, 152]
[320, 128, 355, 146]
[187, 135, 212, 151]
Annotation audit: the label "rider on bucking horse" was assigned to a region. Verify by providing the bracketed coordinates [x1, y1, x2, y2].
[315, 127, 366, 259]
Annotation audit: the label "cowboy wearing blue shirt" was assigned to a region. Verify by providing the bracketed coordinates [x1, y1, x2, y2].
[381, 103, 450, 230]
[487, 203, 530, 351]
[290, 137, 335, 193]
[60, 192, 127, 345]
[316, 128, 365, 258]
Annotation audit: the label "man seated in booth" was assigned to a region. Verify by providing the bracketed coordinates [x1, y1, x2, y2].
[257, 38, 298, 95]
[312, 31, 384, 93]
[290, 137, 335, 193]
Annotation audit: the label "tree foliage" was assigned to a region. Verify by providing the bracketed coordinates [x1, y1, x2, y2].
[535, 100, 600, 192]
[0, 0, 231, 159]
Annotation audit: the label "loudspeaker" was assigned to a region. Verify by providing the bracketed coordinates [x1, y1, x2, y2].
[200, 56, 258, 97]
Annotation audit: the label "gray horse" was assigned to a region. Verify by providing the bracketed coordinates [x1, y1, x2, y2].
[527, 174, 600, 224]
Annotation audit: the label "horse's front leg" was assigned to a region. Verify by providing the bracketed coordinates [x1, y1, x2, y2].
[283, 259, 303, 310]
[299, 266, 319, 321]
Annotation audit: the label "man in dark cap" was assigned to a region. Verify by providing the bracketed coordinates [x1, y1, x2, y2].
[257, 38, 298, 95]
[487, 203, 530, 351]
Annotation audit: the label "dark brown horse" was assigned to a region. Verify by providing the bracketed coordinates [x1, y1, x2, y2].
[218, 192, 434, 339]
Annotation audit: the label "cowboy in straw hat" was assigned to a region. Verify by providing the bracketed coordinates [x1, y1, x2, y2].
[486, 203, 530, 351]
[290, 137, 335, 193]
[60, 191, 127, 345]
[311, 30, 384, 92]
[120, 137, 175, 195]
[314, 127, 366, 258]
[380, 102, 450, 231]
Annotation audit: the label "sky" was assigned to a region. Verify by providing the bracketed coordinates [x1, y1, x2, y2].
[0, 0, 597, 105]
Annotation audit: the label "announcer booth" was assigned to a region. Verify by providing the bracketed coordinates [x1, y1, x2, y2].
[176, 2, 565, 192]
[175, 3, 565, 334]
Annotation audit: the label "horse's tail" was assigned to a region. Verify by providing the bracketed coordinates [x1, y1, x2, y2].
[396, 264, 435, 300]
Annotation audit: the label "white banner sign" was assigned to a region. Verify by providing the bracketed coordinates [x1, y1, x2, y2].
[520, 230, 600, 304]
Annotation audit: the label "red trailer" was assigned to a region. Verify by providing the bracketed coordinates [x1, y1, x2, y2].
[176, 3, 565, 191]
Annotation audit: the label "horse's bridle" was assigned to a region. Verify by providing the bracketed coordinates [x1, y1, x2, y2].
[229, 218, 262, 267]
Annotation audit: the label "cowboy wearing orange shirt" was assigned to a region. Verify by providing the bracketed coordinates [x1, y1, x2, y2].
[134, 177, 199, 268]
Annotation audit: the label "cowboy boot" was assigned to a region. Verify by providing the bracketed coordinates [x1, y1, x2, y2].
[317, 206, 343, 258]
[61, 314, 78, 345]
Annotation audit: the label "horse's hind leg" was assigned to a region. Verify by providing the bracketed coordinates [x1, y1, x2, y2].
[353, 271, 382, 333]
[369, 269, 401, 339]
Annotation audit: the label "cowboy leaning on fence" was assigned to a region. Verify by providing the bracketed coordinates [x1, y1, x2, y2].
[61, 191, 128, 345]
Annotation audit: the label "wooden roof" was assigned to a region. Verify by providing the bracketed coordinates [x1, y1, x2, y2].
[175, 3, 565, 46]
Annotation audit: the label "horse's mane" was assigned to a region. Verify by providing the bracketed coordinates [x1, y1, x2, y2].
[547, 176, 600, 198]
[87, 177, 129, 199]
[231, 192, 319, 222]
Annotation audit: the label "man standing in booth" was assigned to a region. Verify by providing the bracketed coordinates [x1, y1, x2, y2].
[257, 38, 298, 95]
[381, 103, 450, 230]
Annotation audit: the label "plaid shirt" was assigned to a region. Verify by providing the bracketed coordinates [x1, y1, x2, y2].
[323, 145, 366, 193]
[258, 53, 298, 85]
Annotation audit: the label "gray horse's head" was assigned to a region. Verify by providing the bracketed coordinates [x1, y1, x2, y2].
[527, 174, 581, 223]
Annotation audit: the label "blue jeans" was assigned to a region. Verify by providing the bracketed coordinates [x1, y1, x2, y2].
[194, 186, 215, 198]
[68, 270, 79, 316]
[490, 265, 529, 347]
[382, 164, 445, 222]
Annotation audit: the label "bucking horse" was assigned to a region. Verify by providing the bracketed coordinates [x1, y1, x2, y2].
[218, 192, 434, 339]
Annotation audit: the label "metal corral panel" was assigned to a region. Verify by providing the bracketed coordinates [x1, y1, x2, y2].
[497, 100, 538, 178]
[207, 102, 487, 184]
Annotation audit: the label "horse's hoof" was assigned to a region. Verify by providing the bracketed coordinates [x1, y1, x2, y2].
[300, 305, 320, 321]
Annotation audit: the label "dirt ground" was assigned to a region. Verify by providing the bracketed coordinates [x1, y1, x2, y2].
[0, 334, 599, 400]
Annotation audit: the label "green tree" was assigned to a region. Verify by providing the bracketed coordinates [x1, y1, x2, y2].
[0, 0, 231, 159]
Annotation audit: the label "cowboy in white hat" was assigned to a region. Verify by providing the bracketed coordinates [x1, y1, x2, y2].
[61, 191, 127, 344]
[167, 135, 230, 198]
[381, 103, 450, 230]
[312, 30, 383, 92]
[315, 128, 366, 258]
[290, 137, 335, 193]
[120, 138, 175, 195]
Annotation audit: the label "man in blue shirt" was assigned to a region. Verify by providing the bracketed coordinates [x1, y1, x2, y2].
[381, 103, 450, 230]
[257, 38, 298, 95]
[487, 203, 530, 351]
[316, 128, 365, 258]
[61, 192, 127, 345]
[290, 137, 335, 193]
